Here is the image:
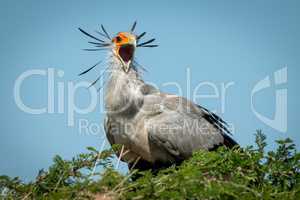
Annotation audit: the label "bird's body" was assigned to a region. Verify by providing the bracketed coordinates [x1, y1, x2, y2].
[104, 55, 237, 170]
[78, 23, 237, 170]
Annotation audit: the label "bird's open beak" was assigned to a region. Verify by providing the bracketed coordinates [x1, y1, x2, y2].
[117, 44, 135, 72]
[113, 33, 136, 73]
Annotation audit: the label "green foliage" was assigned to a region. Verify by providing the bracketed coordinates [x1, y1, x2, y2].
[1, 131, 300, 200]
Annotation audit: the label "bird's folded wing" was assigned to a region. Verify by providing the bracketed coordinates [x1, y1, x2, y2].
[144, 94, 235, 162]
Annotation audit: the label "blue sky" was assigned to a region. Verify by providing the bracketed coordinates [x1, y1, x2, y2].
[0, 0, 299, 182]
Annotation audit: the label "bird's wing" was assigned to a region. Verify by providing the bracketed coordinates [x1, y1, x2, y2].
[142, 92, 237, 162]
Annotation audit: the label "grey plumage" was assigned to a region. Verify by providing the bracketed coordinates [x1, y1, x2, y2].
[78, 24, 237, 170]
[104, 55, 237, 170]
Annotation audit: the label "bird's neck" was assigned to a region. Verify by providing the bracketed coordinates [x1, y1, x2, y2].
[104, 57, 144, 116]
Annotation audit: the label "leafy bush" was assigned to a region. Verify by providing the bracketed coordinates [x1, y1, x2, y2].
[1, 131, 299, 200]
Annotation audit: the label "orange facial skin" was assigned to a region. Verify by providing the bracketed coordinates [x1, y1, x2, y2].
[112, 32, 136, 51]
[112, 32, 130, 45]
[111, 32, 136, 71]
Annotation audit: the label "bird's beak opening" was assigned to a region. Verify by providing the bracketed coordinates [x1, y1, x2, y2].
[118, 44, 135, 73]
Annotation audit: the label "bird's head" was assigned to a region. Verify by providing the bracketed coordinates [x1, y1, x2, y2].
[78, 22, 158, 74]
[111, 32, 136, 72]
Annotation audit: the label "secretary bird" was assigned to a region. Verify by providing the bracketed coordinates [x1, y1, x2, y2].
[78, 22, 238, 170]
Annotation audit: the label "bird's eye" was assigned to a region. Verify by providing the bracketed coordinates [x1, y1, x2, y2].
[116, 36, 122, 42]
